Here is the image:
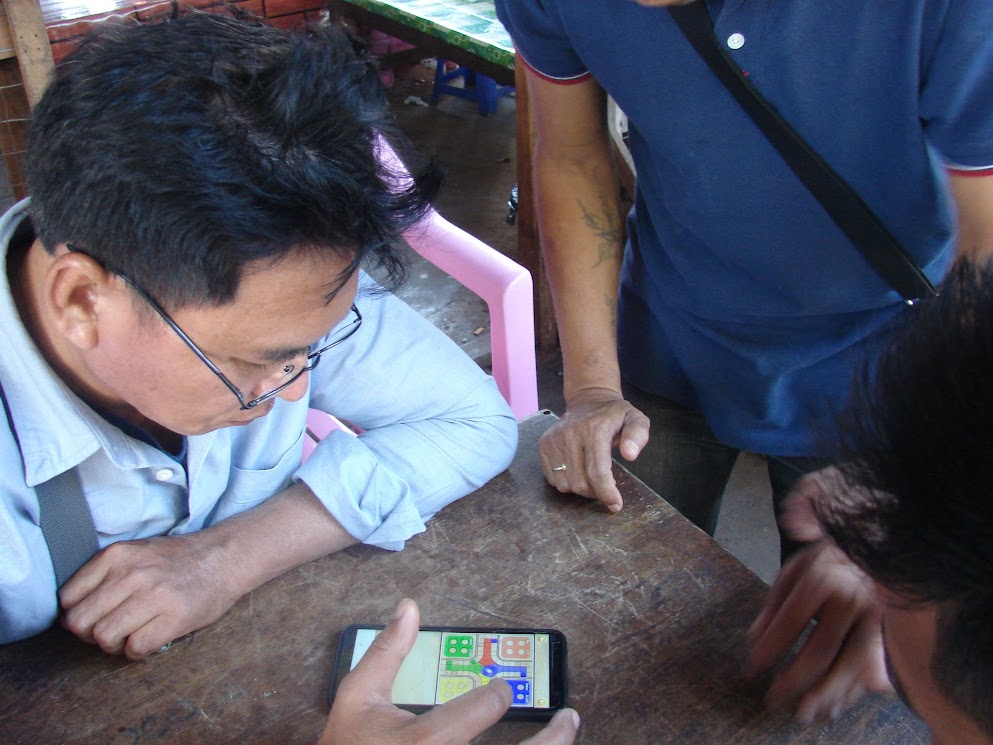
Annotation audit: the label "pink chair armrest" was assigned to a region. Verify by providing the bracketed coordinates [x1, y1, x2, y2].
[403, 210, 539, 419]
[377, 137, 539, 419]
[302, 409, 357, 463]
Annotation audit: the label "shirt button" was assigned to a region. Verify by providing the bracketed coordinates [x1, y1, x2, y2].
[727, 33, 745, 50]
[155, 468, 174, 481]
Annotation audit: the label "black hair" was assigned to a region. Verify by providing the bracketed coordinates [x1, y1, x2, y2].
[816, 258, 993, 735]
[25, 11, 441, 307]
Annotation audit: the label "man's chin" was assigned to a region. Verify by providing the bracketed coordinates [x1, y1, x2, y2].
[179, 402, 276, 435]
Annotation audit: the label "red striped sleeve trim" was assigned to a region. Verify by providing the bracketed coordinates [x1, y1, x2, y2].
[947, 165, 993, 178]
[518, 52, 592, 85]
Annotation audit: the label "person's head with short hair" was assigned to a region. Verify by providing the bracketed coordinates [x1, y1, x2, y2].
[815, 259, 993, 745]
[18, 12, 440, 436]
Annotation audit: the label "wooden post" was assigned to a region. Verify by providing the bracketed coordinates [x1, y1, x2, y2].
[4, 0, 54, 107]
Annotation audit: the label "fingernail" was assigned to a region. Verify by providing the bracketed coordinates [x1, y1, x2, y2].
[569, 709, 581, 728]
[746, 612, 766, 638]
[392, 598, 413, 620]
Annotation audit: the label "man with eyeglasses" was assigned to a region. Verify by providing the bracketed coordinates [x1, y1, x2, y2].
[0, 12, 517, 662]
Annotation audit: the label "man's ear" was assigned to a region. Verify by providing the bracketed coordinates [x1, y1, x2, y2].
[47, 248, 119, 351]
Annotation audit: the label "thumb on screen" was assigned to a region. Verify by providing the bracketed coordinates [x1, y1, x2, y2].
[410, 677, 513, 742]
[341, 599, 420, 699]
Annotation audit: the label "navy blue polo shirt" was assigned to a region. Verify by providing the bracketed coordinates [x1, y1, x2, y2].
[497, 0, 993, 454]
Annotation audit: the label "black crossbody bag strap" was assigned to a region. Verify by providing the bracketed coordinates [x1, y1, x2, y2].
[0, 379, 99, 588]
[668, 2, 937, 303]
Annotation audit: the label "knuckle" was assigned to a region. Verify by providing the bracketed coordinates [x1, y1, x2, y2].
[92, 624, 119, 653]
[571, 485, 592, 498]
[588, 463, 613, 481]
[62, 609, 85, 635]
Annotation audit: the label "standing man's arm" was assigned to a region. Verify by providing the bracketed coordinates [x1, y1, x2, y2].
[526, 70, 649, 511]
[949, 172, 993, 260]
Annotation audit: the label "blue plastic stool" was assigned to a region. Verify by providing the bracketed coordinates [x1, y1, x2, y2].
[431, 58, 514, 115]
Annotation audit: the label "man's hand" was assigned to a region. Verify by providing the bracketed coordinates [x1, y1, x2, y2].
[745, 470, 892, 722]
[320, 599, 580, 745]
[538, 387, 650, 512]
[60, 530, 243, 660]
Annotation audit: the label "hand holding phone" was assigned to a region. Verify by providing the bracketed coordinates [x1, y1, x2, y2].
[319, 599, 579, 745]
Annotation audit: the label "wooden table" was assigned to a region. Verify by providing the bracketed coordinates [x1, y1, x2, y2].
[0, 413, 927, 744]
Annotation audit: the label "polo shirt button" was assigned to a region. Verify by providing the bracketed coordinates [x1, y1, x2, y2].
[155, 468, 174, 481]
[727, 33, 745, 50]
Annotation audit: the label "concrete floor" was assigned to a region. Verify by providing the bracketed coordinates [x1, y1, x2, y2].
[384, 70, 781, 584]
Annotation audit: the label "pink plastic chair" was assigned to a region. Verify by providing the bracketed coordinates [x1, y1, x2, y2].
[401, 209, 538, 419]
[301, 140, 539, 462]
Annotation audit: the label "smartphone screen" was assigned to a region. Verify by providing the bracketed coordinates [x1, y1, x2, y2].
[331, 625, 568, 721]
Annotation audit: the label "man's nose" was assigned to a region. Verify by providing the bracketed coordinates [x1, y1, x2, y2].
[271, 368, 310, 404]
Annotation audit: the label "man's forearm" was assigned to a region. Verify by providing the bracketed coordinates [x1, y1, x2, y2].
[535, 143, 626, 402]
[208, 482, 359, 597]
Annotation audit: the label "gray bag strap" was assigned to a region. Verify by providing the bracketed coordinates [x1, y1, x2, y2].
[0, 380, 99, 588]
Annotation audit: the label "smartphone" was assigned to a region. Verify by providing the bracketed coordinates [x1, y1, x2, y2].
[329, 624, 568, 721]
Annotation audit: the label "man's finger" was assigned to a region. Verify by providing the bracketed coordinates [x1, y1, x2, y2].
[617, 409, 650, 462]
[339, 599, 420, 699]
[763, 596, 863, 707]
[582, 437, 623, 510]
[745, 554, 827, 676]
[59, 550, 111, 609]
[409, 677, 513, 743]
[793, 613, 891, 724]
[745, 548, 811, 654]
[779, 472, 832, 543]
[518, 708, 581, 744]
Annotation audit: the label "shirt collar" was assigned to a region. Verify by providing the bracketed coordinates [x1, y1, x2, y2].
[0, 199, 142, 486]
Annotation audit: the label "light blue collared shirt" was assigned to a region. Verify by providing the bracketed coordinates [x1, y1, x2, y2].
[0, 199, 518, 643]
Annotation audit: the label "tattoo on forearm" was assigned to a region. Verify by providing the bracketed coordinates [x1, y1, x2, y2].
[604, 292, 618, 331]
[579, 194, 623, 268]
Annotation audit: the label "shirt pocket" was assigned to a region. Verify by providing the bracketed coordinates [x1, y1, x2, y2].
[210, 432, 304, 524]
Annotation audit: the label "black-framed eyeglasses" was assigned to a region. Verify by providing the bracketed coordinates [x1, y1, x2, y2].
[67, 244, 362, 410]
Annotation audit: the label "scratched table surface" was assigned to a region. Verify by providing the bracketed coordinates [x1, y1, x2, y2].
[0, 412, 928, 744]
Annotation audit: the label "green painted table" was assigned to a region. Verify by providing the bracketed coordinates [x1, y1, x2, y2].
[329, 0, 515, 85]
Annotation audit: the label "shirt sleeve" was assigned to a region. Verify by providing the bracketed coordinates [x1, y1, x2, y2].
[294, 274, 518, 550]
[495, 0, 591, 82]
[921, 0, 993, 170]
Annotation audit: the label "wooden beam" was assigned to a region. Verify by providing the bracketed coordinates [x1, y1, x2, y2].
[0, 9, 17, 60]
[4, 0, 54, 107]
